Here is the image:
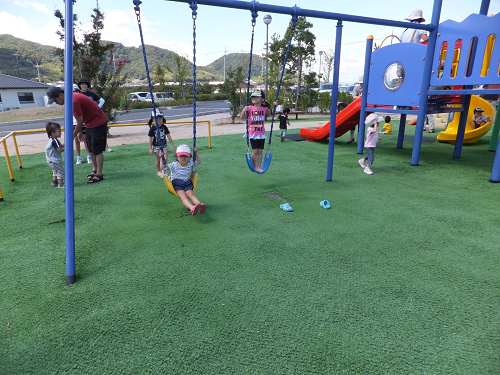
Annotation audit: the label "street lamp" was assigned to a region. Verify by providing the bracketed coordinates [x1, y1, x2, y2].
[318, 51, 323, 83]
[263, 14, 272, 99]
[12, 54, 21, 78]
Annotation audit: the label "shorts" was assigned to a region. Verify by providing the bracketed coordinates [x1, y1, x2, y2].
[172, 178, 194, 192]
[49, 162, 64, 179]
[86, 122, 108, 156]
[250, 138, 265, 150]
[279, 129, 287, 135]
[152, 145, 167, 154]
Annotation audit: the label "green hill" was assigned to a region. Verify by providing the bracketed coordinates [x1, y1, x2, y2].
[0, 35, 264, 84]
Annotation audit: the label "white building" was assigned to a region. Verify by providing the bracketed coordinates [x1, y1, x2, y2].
[0, 73, 51, 112]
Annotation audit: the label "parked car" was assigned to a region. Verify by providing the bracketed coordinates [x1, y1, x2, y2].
[145, 92, 175, 102]
[338, 85, 356, 95]
[312, 83, 334, 93]
[128, 92, 149, 101]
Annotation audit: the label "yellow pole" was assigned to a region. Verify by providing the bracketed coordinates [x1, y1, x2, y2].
[11, 133, 23, 169]
[2, 140, 15, 181]
[0, 182, 4, 201]
[107, 120, 212, 149]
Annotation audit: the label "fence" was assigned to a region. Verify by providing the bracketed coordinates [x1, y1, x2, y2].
[0, 120, 211, 202]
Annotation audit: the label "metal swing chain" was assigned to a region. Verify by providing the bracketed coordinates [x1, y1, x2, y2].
[268, 10, 299, 150]
[245, 4, 259, 155]
[190, 1, 198, 168]
[133, 0, 166, 165]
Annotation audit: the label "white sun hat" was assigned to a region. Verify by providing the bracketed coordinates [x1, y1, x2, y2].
[365, 113, 383, 126]
[406, 9, 425, 22]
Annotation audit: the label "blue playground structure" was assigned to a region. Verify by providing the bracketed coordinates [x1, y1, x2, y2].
[60, 0, 499, 283]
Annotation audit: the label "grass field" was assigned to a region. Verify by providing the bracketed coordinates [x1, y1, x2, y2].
[1, 126, 499, 374]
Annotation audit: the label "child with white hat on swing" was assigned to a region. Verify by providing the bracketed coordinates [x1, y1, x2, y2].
[166, 144, 207, 215]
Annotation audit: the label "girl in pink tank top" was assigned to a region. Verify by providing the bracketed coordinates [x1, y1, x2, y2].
[240, 89, 272, 173]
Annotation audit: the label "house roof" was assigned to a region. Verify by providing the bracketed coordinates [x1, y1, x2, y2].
[0, 73, 51, 90]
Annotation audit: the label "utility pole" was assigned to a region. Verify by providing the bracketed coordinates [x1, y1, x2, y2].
[223, 46, 226, 81]
[34, 61, 42, 82]
[263, 14, 272, 99]
[12, 54, 21, 78]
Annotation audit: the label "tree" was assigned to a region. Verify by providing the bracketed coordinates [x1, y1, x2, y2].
[165, 54, 190, 100]
[153, 64, 167, 91]
[268, 17, 316, 110]
[220, 66, 245, 123]
[320, 49, 335, 83]
[54, 1, 128, 123]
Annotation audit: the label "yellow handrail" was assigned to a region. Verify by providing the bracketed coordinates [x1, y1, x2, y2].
[379, 35, 401, 48]
[0, 120, 211, 201]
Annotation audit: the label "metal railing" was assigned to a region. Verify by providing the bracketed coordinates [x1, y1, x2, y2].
[0, 120, 211, 202]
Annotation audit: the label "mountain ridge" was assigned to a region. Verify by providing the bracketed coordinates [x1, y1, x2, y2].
[0, 34, 264, 84]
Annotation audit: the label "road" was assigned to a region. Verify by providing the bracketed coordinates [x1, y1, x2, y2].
[0, 101, 231, 137]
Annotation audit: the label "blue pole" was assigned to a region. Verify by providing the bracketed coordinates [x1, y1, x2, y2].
[397, 114, 406, 149]
[410, 0, 443, 165]
[357, 35, 373, 155]
[490, 136, 500, 182]
[326, 20, 342, 181]
[163, 0, 434, 31]
[479, 0, 490, 15]
[64, 0, 76, 285]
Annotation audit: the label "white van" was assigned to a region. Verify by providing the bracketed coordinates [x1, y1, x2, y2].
[145, 93, 174, 103]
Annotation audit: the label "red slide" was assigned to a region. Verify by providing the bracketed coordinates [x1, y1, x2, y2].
[300, 97, 368, 141]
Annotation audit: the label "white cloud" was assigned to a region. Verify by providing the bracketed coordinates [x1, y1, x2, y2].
[0, 12, 62, 48]
[13, 0, 52, 15]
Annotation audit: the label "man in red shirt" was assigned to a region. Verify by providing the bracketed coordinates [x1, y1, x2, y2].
[47, 86, 108, 183]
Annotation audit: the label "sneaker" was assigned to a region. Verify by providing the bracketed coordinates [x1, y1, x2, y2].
[364, 167, 373, 175]
[58, 184, 65, 189]
[51, 181, 58, 187]
[358, 158, 366, 168]
[107, 148, 114, 152]
[87, 156, 92, 164]
[76, 156, 83, 165]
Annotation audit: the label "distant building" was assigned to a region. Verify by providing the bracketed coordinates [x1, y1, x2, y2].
[0, 73, 51, 111]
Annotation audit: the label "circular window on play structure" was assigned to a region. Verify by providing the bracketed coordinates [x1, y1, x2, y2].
[383, 62, 405, 92]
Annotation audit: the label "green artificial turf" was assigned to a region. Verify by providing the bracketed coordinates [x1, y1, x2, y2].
[1, 126, 499, 374]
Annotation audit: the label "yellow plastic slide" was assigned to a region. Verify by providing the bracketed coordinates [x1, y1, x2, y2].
[437, 95, 495, 144]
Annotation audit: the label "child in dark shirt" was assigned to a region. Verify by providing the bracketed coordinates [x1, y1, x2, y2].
[148, 109, 176, 177]
[276, 107, 291, 142]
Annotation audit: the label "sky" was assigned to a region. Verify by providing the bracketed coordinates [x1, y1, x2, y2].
[1, 0, 499, 82]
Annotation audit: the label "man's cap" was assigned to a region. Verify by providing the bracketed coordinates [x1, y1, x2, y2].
[152, 109, 164, 117]
[46, 86, 63, 105]
[251, 89, 263, 97]
[365, 113, 383, 126]
[358, 75, 364, 83]
[406, 9, 425, 22]
[474, 107, 484, 112]
[176, 144, 191, 157]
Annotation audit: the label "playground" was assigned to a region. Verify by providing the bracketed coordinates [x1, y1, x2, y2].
[1, 0, 500, 372]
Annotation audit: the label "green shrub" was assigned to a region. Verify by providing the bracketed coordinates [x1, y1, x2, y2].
[317, 92, 331, 113]
[338, 91, 354, 105]
[184, 93, 228, 101]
